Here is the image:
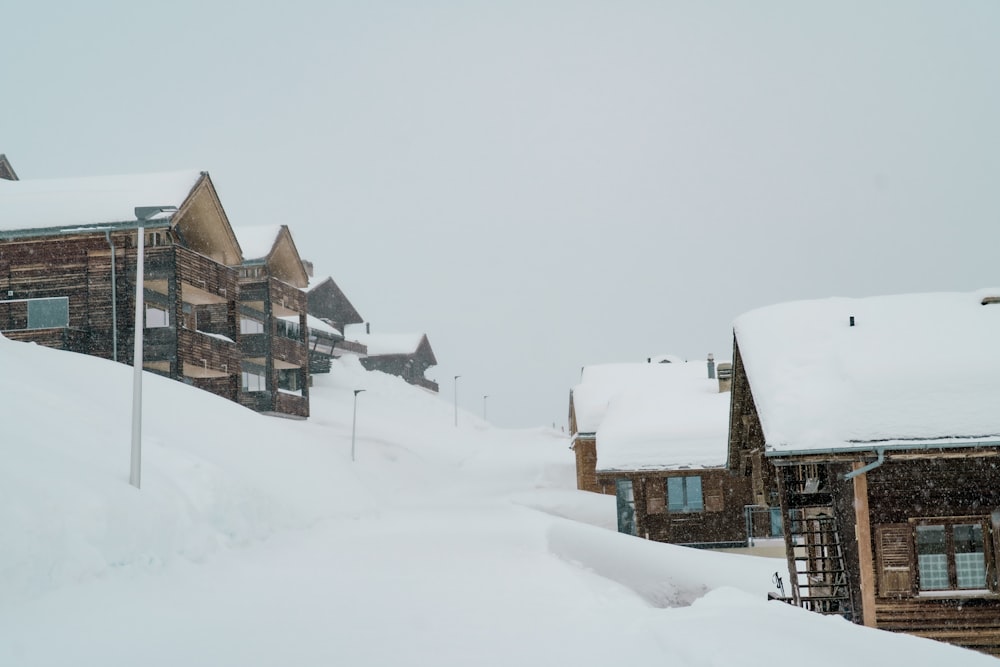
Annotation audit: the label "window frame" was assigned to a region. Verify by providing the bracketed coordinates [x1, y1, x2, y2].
[912, 516, 994, 594]
[25, 296, 70, 330]
[241, 369, 267, 393]
[145, 303, 170, 329]
[665, 475, 704, 514]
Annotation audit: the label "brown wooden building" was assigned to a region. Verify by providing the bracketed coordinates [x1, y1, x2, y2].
[305, 275, 367, 367]
[591, 358, 750, 547]
[0, 154, 18, 181]
[729, 289, 1000, 656]
[234, 225, 311, 418]
[569, 358, 688, 496]
[351, 327, 439, 392]
[0, 170, 243, 401]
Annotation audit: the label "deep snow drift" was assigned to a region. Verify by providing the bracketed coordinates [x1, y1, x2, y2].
[0, 336, 994, 665]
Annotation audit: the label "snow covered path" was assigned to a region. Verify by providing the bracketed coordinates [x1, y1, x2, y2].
[1, 341, 996, 665]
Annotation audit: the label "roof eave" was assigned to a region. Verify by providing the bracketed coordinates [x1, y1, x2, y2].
[765, 438, 1000, 460]
[0, 217, 174, 240]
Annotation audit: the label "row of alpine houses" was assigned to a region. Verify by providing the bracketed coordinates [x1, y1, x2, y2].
[570, 287, 1000, 657]
[0, 156, 438, 420]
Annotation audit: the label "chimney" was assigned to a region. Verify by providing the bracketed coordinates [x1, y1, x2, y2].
[707, 353, 716, 379]
[717, 362, 733, 393]
[366, 322, 370, 334]
[302, 260, 314, 278]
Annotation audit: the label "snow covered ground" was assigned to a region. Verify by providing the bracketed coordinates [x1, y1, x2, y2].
[1, 336, 995, 665]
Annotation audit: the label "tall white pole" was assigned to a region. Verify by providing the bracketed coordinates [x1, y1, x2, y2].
[351, 389, 365, 461]
[453, 375, 461, 427]
[129, 227, 145, 489]
[483, 394, 488, 421]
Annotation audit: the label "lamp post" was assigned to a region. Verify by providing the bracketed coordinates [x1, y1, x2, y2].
[351, 389, 366, 462]
[483, 394, 489, 421]
[128, 206, 177, 490]
[453, 375, 461, 427]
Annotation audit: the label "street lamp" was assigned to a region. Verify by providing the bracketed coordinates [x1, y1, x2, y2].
[351, 389, 366, 461]
[483, 394, 489, 421]
[453, 375, 461, 427]
[129, 205, 177, 490]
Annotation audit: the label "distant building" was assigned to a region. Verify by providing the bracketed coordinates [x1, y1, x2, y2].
[0, 154, 18, 181]
[568, 356, 686, 495]
[348, 325, 439, 392]
[594, 357, 751, 548]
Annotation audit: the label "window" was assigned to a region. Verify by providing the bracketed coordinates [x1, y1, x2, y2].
[241, 370, 266, 392]
[278, 368, 301, 393]
[916, 520, 989, 591]
[276, 317, 301, 341]
[616, 479, 637, 536]
[240, 317, 265, 335]
[26, 297, 69, 329]
[666, 476, 703, 513]
[145, 304, 170, 328]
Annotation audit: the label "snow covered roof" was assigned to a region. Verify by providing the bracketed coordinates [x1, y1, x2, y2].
[595, 361, 731, 472]
[734, 288, 1000, 455]
[345, 327, 427, 357]
[572, 361, 693, 434]
[234, 225, 283, 261]
[0, 170, 204, 231]
[299, 314, 343, 337]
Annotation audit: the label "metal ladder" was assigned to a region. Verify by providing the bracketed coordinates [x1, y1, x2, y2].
[786, 508, 853, 619]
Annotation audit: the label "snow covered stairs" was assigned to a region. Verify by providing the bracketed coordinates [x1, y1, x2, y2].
[785, 508, 853, 620]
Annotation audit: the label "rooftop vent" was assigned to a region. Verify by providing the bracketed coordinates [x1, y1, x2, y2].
[717, 362, 733, 393]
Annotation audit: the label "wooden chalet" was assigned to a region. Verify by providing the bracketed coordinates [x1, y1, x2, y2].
[0, 170, 243, 401]
[729, 289, 1000, 656]
[0, 154, 18, 181]
[594, 357, 752, 548]
[569, 357, 688, 495]
[233, 225, 311, 418]
[350, 325, 439, 392]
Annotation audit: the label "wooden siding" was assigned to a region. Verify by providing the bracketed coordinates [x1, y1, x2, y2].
[772, 454, 1000, 656]
[573, 437, 614, 494]
[866, 456, 1000, 656]
[2, 328, 89, 354]
[597, 468, 752, 546]
[728, 340, 775, 507]
[361, 353, 435, 391]
[237, 275, 309, 418]
[0, 236, 242, 405]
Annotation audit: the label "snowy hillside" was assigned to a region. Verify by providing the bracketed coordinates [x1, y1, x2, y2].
[0, 336, 995, 666]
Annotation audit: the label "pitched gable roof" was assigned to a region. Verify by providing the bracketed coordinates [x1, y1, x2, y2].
[0, 154, 18, 181]
[734, 288, 1000, 454]
[307, 276, 364, 326]
[234, 225, 310, 288]
[0, 170, 243, 265]
[595, 360, 731, 472]
[345, 327, 436, 364]
[0, 170, 204, 231]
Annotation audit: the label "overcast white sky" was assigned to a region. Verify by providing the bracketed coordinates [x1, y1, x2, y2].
[4, 1, 999, 428]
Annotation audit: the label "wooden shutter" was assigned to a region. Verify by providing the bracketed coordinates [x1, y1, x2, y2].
[704, 476, 725, 512]
[875, 523, 914, 597]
